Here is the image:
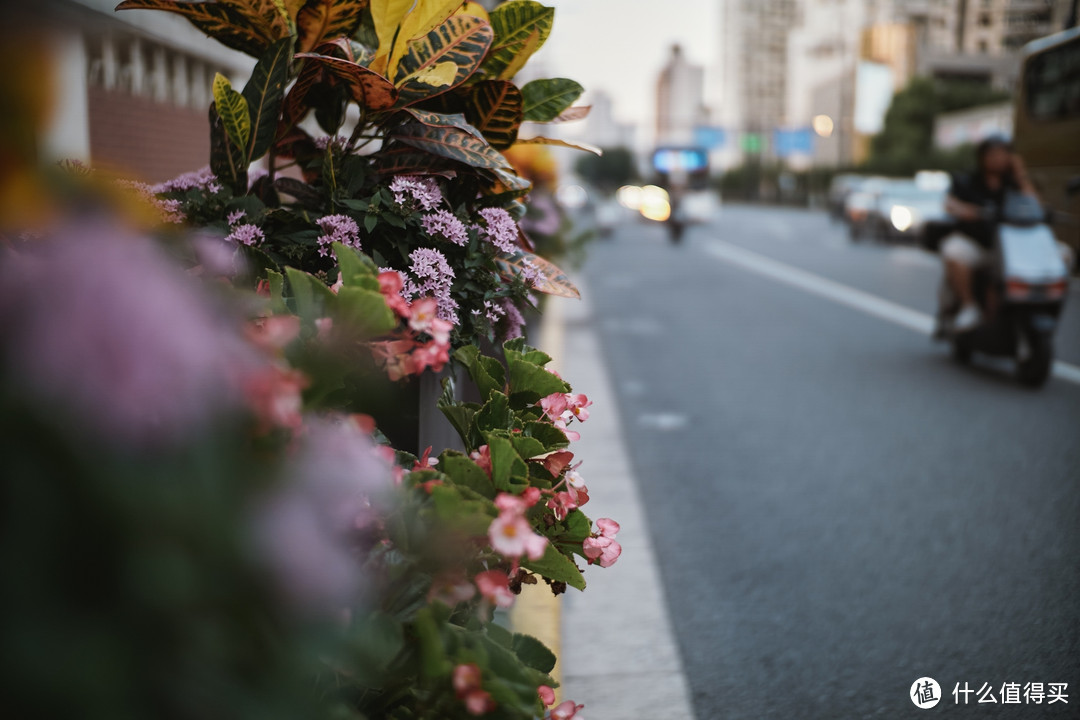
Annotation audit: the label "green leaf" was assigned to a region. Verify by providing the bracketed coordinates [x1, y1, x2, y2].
[512, 633, 557, 673]
[209, 104, 248, 193]
[212, 72, 251, 154]
[474, 392, 515, 434]
[454, 345, 507, 400]
[392, 121, 510, 169]
[520, 77, 584, 122]
[393, 14, 494, 106]
[347, 611, 406, 685]
[285, 266, 337, 322]
[466, 80, 523, 150]
[414, 606, 452, 678]
[522, 544, 585, 591]
[266, 269, 288, 314]
[510, 434, 546, 460]
[242, 37, 292, 161]
[438, 451, 494, 497]
[481, 0, 553, 80]
[504, 338, 551, 367]
[335, 287, 397, 335]
[429, 485, 495, 536]
[523, 421, 569, 452]
[332, 241, 380, 288]
[483, 434, 528, 491]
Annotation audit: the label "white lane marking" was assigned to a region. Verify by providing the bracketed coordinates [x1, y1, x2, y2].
[638, 413, 689, 431]
[703, 240, 1080, 386]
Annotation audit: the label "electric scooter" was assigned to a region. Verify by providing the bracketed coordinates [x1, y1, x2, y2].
[936, 192, 1069, 388]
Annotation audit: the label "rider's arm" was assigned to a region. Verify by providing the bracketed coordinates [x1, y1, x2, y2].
[1011, 154, 1039, 200]
[945, 194, 981, 221]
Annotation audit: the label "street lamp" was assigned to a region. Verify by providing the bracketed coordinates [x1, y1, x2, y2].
[812, 114, 835, 138]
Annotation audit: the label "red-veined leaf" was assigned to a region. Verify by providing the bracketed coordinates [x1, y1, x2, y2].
[515, 136, 602, 155]
[391, 121, 510, 169]
[296, 0, 370, 52]
[495, 250, 580, 299]
[466, 80, 523, 150]
[294, 52, 400, 110]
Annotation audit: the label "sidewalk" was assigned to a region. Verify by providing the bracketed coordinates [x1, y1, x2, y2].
[554, 280, 697, 720]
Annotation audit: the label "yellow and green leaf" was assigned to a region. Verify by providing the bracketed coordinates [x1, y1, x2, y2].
[393, 14, 494, 107]
[212, 73, 251, 155]
[465, 80, 523, 150]
[370, 0, 414, 63]
[520, 77, 583, 122]
[116, 0, 268, 57]
[515, 136, 601, 155]
[392, 0, 463, 72]
[480, 0, 553, 80]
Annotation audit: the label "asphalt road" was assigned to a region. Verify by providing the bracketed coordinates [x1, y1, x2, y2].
[580, 205, 1080, 719]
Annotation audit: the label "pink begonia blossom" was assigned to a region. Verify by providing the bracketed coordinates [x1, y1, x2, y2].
[471, 445, 493, 477]
[453, 665, 496, 716]
[244, 365, 308, 432]
[540, 393, 570, 422]
[428, 573, 477, 606]
[390, 175, 444, 211]
[246, 315, 301, 353]
[377, 270, 411, 318]
[227, 223, 265, 247]
[410, 339, 450, 374]
[566, 394, 592, 421]
[316, 214, 361, 257]
[541, 450, 574, 478]
[408, 297, 442, 336]
[554, 419, 580, 442]
[421, 209, 469, 246]
[475, 569, 515, 608]
[371, 339, 417, 382]
[250, 416, 389, 616]
[583, 517, 622, 568]
[489, 510, 547, 561]
[538, 686, 556, 707]
[550, 700, 584, 720]
[478, 206, 519, 252]
[0, 223, 259, 448]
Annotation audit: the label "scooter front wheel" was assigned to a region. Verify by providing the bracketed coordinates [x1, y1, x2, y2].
[1017, 334, 1053, 388]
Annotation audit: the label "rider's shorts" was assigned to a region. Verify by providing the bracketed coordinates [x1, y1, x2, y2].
[940, 233, 988, 267]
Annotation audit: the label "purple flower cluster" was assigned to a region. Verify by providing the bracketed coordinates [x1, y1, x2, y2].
[315, 214, 361, 257]
[0, 222, 256, 449]
[481, 299, 506, 324]
[520, 256, 543, 288]
[151, 166, 222, 195]
[314, 135, 347, 151]
[403, 247, 459, 324]
[421, 209, 469, 246]
[501, 298, 525, 340]
[227, 223, 265, 247]
[250, 415, 388, 617]
[389, 175, 444, 211]
[227, 209, 247, 226]
[116, 179, 185, 224]
[478, 207, 519, 253]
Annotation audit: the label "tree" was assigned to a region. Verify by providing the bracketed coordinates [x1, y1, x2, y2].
[862, 77, 1010, 176]
[574, 146, 639, 192]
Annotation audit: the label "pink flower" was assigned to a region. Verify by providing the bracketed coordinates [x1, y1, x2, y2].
[246, 315, 301, 353]
[489, 511, 547, 561]
[550, 700, 584, 720]
[377, 270, 411, 318]
[475, 569, 515, 608]
[471, 445, 492, 477]
[540, 393, 570, 422]
[371, 339, 417, 381]
[452, 663, 496, 715]
[541, 450, 574, 477]
[464, 691, 495, 716]
[566, 394, 592, 421]
[583, 517, 622, 568]
[428, 573, 477, 606]
[244, 365, 308, 432]
[411, 339, 450, 374]
[545, 492, 576, 521]
[554, 419, 580, 442]
[538, 685, 556, 707]
[409, 297, 439, 334]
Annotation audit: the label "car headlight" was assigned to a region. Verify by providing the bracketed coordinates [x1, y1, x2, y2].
[890, 205, 914, 232]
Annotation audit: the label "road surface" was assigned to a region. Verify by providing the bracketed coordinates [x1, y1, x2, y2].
[579, 205, 1080, 718]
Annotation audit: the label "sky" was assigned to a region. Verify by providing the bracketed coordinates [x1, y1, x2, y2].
[528, 0, 717, 131]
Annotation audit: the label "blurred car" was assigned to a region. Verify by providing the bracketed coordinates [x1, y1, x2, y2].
[869, 180, 949, 243]
[827, 174, 864, 220]
[843, 176, 889, 240]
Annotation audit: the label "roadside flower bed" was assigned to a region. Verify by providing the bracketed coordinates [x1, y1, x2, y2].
[0, 1, 617, 719]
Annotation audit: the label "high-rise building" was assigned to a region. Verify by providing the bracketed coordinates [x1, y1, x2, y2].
[655, 44, 707, 146]
[714, 0, 799, 163]
[582, 91, 636, 150]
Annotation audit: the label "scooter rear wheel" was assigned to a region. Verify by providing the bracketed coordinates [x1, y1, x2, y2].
[1017, 334, 1053, 388]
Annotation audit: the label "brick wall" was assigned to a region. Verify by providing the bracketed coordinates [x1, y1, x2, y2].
[88, 85, 210, 183]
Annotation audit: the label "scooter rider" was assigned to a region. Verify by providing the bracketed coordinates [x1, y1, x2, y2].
[940, 136, 1074, 331]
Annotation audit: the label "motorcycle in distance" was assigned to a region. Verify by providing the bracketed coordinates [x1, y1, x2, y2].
[934, 192, 1070, 388]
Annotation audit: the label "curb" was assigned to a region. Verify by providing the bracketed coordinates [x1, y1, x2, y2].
[509, 295, 566, 698]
